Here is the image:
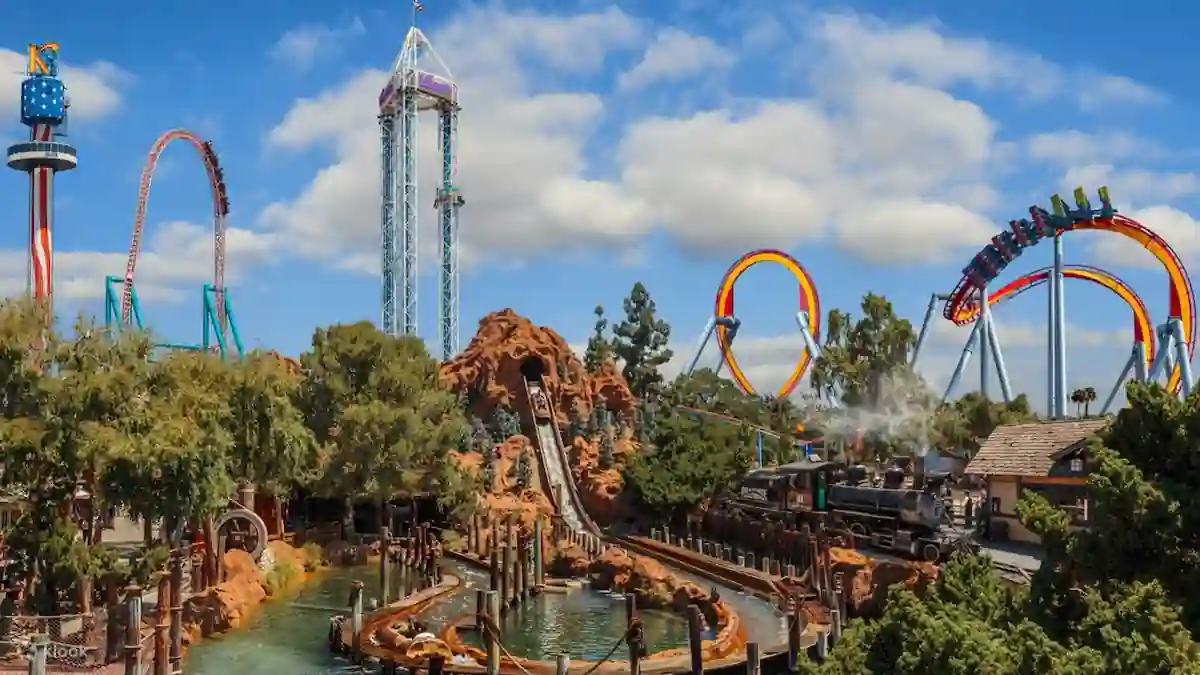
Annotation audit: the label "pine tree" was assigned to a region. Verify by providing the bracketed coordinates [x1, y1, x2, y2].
[611, 283, 673, 399]
[516, 450, 533, 489]
[568, 399, 588, 441]
[599, 427, 615, 470]
[492, 407, 521, 442]
[583, 305, 614, 373]
[469, 416, 490, 453]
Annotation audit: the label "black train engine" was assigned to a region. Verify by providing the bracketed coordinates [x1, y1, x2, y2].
[720, 460, 958, 562]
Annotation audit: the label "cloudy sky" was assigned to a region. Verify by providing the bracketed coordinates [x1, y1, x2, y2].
[2, 0, 1197, 414]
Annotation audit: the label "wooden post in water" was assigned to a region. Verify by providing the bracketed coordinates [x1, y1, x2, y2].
[429, 654, 446, 675]
[555, 653, 570, 675]
[379, 526, 391, 605]
[475, 590, 487, 631]
[485, 591, 500, 675]
[123, 586, 142, 675]
[489, 548, 500, 593]
[153, 573, 170, 675]
[686, 605, 704, 675]
[349, 581, 364, 664]
[787, 602, 804, 672]
[500, 544, 512, 612]
[169, 553, 184, 673]
[745, 642, 760, 675]
[625, 594, 641, 675]
[517, 538, 529, 602]
[533, 518, 545, 588]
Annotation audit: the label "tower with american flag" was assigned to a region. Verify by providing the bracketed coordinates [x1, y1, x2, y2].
[378, 19, 464, 361]
[6, 42, 77, 319]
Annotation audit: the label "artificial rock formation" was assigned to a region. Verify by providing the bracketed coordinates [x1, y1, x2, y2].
[449, 435, 554, 529]
[829, 547, 937, 618]
[440, 309, 634, 428]
[180, 541, 315, 645]
[568, 434, 633, 525]
[441, 309, 637, 525]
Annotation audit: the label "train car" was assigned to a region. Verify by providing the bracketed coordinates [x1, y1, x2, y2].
[717, 459, 964, 562]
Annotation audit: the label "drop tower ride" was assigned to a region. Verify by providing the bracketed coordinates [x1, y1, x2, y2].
[6, 42, 77, 316]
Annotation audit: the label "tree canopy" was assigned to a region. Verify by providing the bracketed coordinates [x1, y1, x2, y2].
[804, 381, 1200, 674]
[0, 301, 475, 612]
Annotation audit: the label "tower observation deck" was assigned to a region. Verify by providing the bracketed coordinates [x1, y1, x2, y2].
[6, 42, 77, 316]
[379, 26, 464, 360]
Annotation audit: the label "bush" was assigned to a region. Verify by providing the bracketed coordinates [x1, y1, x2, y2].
[301, 542, 324, 572]
[263, 559, 298, 596]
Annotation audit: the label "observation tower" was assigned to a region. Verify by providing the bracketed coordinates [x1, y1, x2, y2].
[379, 26, 464, 360]
[6, 43, 77, 316]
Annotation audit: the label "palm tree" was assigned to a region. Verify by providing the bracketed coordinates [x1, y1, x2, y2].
[1075, 389, 1094, 415]
[1082, 386, 1097, 417]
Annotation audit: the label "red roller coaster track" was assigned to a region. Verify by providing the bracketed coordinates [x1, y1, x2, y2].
[122, 129, 230, 333]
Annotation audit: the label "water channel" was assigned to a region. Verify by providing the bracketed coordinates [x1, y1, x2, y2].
[184, 559, 785, 673]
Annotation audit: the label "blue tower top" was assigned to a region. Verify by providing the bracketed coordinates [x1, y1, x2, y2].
[20, 43, 66, 127]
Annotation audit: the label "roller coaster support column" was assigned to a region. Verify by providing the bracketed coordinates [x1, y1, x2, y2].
[980, 285, 991, 400]
[1101, 341, 1148, 415]
[1050, 208, 1068, 417]
[685, 316, 740, 376]
[796, 311, 839, 406]
[911, 293, 949, 369]
[755, 432, 763, 468]
[985, 309, 1014, 403]
[1145, 318, 1194, 399]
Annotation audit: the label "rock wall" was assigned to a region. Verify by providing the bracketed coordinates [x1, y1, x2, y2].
[568, 435, 633, 525]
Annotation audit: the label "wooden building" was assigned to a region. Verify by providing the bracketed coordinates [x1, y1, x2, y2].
[966, 418, 1109, 544]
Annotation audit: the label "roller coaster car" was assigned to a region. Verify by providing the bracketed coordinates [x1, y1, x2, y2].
[531, 391, 551, 421]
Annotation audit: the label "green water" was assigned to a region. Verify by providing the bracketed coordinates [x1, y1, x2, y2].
[183, 560, 783, 672]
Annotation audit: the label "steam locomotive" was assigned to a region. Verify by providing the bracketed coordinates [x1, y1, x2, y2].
[715, 458, 966, 562]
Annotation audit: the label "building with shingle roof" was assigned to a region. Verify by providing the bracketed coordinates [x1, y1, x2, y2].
[966, 417, 1110, 544]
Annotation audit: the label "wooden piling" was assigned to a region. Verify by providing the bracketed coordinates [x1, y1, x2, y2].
[379, 526, 391, 605]
[555, 653, 570, 675]
[686, 605, 704, 675]
[475, 590, 487, 631]
[169, 553, 184, 673]
[429, 654, 446, 675]
[626, 594, 641, 675]
[787, 604, 804, 672]
[485, 591, 500, 675]
[123, 586, 142, 675]
[153, 572, 169, 675]
[489, 548, 500, 593]
[349, 580, 364, 664]
[745, 642, 760, 675]
[500, 545, 512, 611]
[534, 518, 545, 588]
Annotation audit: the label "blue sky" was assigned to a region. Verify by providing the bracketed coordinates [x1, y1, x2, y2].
[2, 0, 1198, 413]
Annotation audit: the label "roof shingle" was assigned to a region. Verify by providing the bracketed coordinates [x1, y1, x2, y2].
[966, 418, 1110, 477]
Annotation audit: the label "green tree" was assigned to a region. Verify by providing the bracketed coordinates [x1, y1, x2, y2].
[516, 450, 533, 489]
[929, 392, 1036, 458]
[599, 426, 615, 470]
[297, 322, 466, 531]
[583, 305, 614, 373]
[610, 283, 673, 399]
[622, 414, 752, 522]
[492, 407, 521, 442]
[227, 352, 318, 517]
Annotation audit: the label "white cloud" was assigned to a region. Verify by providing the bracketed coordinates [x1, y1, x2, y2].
[259, 6, 1168, 274]
[618, 28, 734, 91]
[259, 7, 649, 274]
[0, 49, 130, 121]
[269, 18, 366, 72]
[0, 221, 278, 304]
[1025, 130, 1162, 166]
[812, 13, 1164, 109]
[1061, 164, 1200, 204]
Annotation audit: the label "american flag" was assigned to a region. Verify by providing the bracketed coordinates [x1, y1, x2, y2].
[414, 0, 423, 10]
